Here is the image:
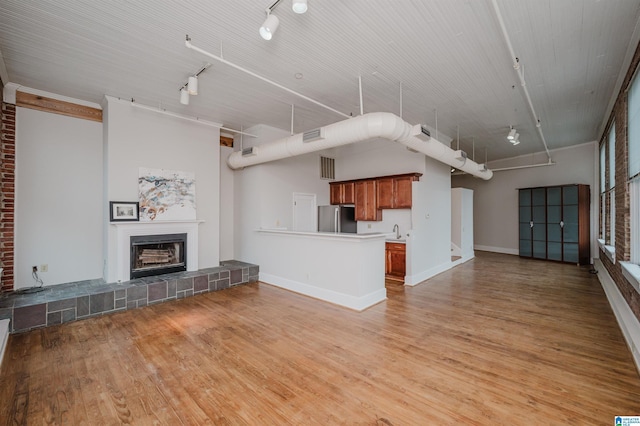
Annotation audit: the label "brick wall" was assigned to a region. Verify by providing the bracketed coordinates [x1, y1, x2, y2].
[0, 102, 15, 292]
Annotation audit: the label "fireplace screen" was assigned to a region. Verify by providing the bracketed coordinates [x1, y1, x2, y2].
[130, 233, 187, 279]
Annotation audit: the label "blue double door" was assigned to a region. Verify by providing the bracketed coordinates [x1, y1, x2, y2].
[519, 185, 582, 264]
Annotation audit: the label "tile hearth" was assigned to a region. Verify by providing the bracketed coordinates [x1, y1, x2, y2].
[0, 260, 258, 333]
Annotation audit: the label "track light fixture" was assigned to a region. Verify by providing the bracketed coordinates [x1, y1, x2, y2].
[260, 0, 308, 40]
[187, 75, 198, 95]
[177, 61, 211, 105]
[292, 0, 308, 13]
[260, 13, 280, 40]
[507, 127, 516, 140]
[180, 87, 189, 105]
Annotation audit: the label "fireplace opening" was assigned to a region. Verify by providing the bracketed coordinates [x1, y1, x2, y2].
[130, 233, 187, 279]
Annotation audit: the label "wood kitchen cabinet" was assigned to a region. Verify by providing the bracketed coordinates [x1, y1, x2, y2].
[385, 242, 406, 281]
[355, 179, 381, 221]
[376, 174, 419, 209]
[329, 181, 355, 205]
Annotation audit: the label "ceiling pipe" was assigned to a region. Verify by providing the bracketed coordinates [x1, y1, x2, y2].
[185, 37, 350, 120]
[491, 0, 552, 162]
[227, 112, 493, 180]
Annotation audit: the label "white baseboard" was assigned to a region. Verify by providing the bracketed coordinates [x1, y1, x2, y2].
[452, 253, 475, 267]
[405, 261, 453, 287]
[0, 319, 9, 369]
[594, 259, 640, 373]
[259, 273, 387, 311]
[474, 245, 519, 255]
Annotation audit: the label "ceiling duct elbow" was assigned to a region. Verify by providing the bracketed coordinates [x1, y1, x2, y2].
[302, 128, 325, 143]
[411, 124, 431, 141]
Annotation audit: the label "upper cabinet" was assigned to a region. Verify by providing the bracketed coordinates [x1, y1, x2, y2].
[329, 181, 355, 205]
[355, 180, 380, 221]
[376, 174, 419, 209]
[329, 173, 422, 221]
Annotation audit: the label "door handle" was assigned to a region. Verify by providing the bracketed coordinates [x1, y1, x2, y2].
[560, 220, 564, 228]
[530, 221, 534, 228]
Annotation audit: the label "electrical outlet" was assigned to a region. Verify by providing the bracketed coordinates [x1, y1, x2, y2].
[32, 265, 37, 273]
[40, 264, 48, 272]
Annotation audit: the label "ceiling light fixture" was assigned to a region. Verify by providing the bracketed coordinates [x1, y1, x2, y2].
[292, 0, 308, 14]
[260, 13, 280, 40]
[187, 75, 198, 95]
[177, 63, 211, 105]
[179, 87, 190, 105]
[512, 133, 520, 145]
[507, 127, 516, 140]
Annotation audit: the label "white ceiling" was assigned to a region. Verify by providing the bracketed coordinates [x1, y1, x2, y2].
[1, 0, 639, 162]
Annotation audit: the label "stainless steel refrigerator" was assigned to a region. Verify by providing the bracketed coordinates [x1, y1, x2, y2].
[318, 205, 357, 233]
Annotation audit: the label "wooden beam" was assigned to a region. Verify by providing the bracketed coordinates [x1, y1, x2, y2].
[220, 135, 234, 147]
[16, 91, 102, 122]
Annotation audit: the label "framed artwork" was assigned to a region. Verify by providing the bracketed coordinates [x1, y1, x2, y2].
[138, 168, 196, 221]
[109, 201, 139, 222]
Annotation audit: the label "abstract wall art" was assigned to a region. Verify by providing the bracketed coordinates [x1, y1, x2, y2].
[138, 168, 196, 221]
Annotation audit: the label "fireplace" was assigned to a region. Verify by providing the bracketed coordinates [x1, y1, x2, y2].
[130, 233, 187, 279]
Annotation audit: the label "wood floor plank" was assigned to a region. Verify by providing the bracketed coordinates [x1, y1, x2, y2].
[1, 252, 639, 424]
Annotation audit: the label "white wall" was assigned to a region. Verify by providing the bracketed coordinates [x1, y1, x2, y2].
[220, 146, 234, 260]
[406, 157, 452, 285]
[452, 142, 597, 256]
[104, 97, 221, 281]
[15, 107, 103, 288]
[451, 187, 474, 258]
[234, 124, 331, 264]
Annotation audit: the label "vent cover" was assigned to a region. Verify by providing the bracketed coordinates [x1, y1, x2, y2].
[303, 128, 325, 143]
[320, 156, 335, 180]
[241, 146, 256, 156]
[411, 124, 431, 141]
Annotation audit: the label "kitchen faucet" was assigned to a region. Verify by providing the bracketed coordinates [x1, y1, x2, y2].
[393, 224, 400, 239]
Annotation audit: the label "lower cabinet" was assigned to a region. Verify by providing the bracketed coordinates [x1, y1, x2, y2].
[385, 242, 406, 281]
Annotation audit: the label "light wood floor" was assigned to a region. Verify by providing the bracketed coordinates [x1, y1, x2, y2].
[1, 252, 639, 425]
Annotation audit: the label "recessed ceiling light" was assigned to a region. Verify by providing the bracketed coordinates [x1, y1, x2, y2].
[295, 72, 303, 79]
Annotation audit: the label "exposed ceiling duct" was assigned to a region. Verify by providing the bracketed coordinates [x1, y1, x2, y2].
[227, 112, 493, 180]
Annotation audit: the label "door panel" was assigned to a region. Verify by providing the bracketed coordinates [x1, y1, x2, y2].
[547, 187, 561, 205]
[519, 222, 532, 240]
[563, 243, 579, 263]
[548, 224, 561, 242]
[520, 206, 531, 222]
[532, 188, 546, 205]
[533, 241, 546, 259]
[532, 223, 546, 241]
[563, 185, 578, 204]
[532, 206, 546, 223]
[563, 223, 579, 243]
[547, 205, 561, 223]
[519, 240, 532, 257]
[548, 242, 562, 261]
[519, 189, 531, 206]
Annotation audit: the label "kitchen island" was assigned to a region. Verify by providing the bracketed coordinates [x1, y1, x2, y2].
[256, 229, 387, 311]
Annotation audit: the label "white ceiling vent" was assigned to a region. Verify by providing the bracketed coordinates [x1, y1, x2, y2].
[303, 128, 325, 143]
[411, 124, 431, 141]
[320, 156, 335, 180]
[241, 146, 257, 156]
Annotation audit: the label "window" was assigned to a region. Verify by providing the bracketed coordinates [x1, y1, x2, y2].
[608, 124, 615, 246]
[629, 71, 640, 265]
[600, 142, 606, 240]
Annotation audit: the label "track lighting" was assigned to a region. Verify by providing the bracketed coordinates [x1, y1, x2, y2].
[187, 75, 198, 95]
[177, 62, 211, 105]
[260, 0, 307, 40]
[507, 127, 516, 140]
[180, 87, 189, 105]
[292, 0, 308, 14]
[260, 13, 280, 40]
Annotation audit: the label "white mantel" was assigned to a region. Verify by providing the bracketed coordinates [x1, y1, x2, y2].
[112, 220, 204, 282]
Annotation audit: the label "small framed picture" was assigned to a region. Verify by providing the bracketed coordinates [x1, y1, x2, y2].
[109, 201, 139, 222]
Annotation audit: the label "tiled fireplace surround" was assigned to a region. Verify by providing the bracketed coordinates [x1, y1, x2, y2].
[0, 260, 259, 334]
[0, 219, 259, 333]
